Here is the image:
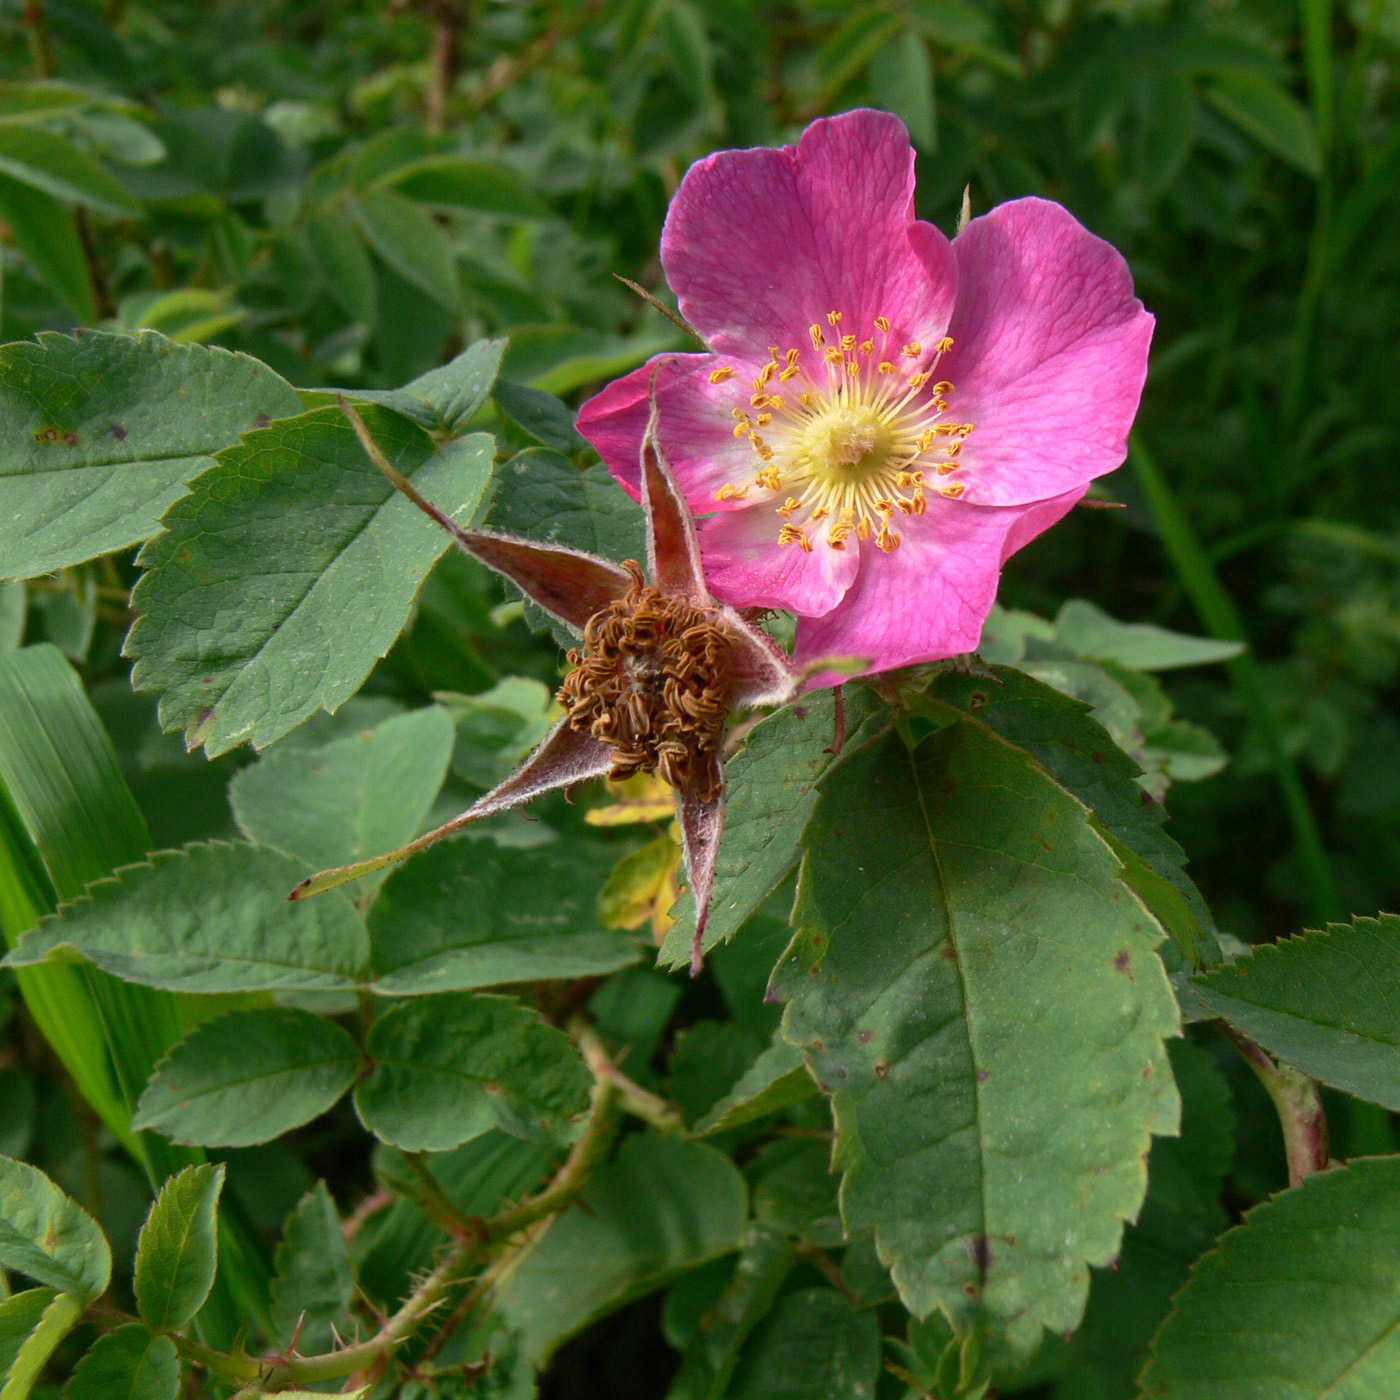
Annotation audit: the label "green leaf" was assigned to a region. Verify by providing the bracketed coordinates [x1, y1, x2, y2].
[928, 667, 1222, 975]
[727, 1288, 880, 1400]
[496, 1134, 748, 1363]
[387, 156, 547, 217]
[270, 1182, 355, 1355]
[667, 1021, 764, 1127]
[64, 1324, 179, 1400]
[0, 330, 300, 581]
[771, 719, 1180, 1367]
[1192, 914, 1400, 1109]
[6, 842, 370, 993]
[500, 325, 681, 397]
[351, 189, 461, 309]
[0, 1156, 110, 1300]
[0, 123, 139, 216]
[126, 405, 494, 755]
[231, 706, 454, 891]
[1054, 1038, 1234, 1400]
[1, 1291, 84, 1400]
[0, 176, 96, 320]
[492, 381, 582, 454]
[1140, 1155, 1400, 1398]
[305, 207, 376, 324]
[0, 81, 99, 122]
[134, 1163, 224, 1330]
[660, 687, 890, 969]
[694, 1038, 815, 1136]
[134, 1009, 363, 1147]
[659, 0, 717, 108]
[368, 838, 640, 994]
[316, 338, 507, 436]
[0, 1291, 54, 1377]
[1054, 601, 1245, 671]
[355, 993, 592, 1151]
[869, 28, 937, 149]
[0, 584, 23, 652]
[1204, 71, 1322, 176]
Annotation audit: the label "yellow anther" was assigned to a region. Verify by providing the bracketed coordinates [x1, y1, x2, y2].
[778, 496, 801, 518]
[934, 422, 958, 435]
[940, 482, 966, 498]
[945, 441, 962, 458]
[709, 366, 736, 384]
[732, 407, 750, 421]
[875, 498, 895, 515]
[755, 466, 782, 491]
[932, 399, 948, 414]
[756, 413, 773, 426]
[811, 506, 830, 522]
[859, 339, 874, 356]
[916, 430, 936, 452]
[823, 346, 843, 364]
[857, 516, 873, 540]
[799, 393, 815, 406]
[936, 461, 961, 475]
[874, 315, 891, 333]
[827, 310, 843, 326]
[908, 372, 930, 389]
[778, 366, 800, 381]
[778, 523, 813, 552]
[766, 394, 785, 409]
[876, 522, 900, 553]
[910, 487, 926, 514]
[896, 471, 924, 487]
[937, 336, 954, 353]
[932, 381, 954, 396]
[715, 483, 750, 501]
[810, 324, 825, 348]
[840, 334, 856, 351]
[768, 346, 782, 360]
[845, 360, 861, 377]
[903, 342, 922, 358]
[877, 361, 897, 375]
[959, 422, 975, 436]
[733, 423, 749, 438]
[786, 348, 801, 366]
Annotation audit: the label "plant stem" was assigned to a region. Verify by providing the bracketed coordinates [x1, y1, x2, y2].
[1128, 433, 1340, 923]
[23, 0, 53, 77]
[1221, 1023, 1329, 1187]
[575, 1025, 687, 1133]
[400, 1152, 485, 1239]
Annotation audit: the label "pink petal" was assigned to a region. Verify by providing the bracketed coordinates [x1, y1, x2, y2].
[944, 198, 1154, 508]
[792, 494, 1084, 678]
[661, 109, 957, 366]
[640, 370, 710, 605]
[576, 353, 761, 511]
[699, 501, 858, 618]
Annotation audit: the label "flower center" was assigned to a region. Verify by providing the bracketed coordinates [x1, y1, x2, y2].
[558, 562, 729, 800]
[711, 311, 975, 555]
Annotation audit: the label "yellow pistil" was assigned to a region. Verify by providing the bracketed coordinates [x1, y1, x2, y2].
[721, 311, 972, 551]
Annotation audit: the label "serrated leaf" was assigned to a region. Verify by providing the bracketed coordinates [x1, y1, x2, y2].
[1140, 1155, 1400, 1398]
[695, 1038, 815, 1136]
[1054, 1039, 1233, 1400]
[125, 406, 493, 755]
[323, 338, 507, 435]
[134, 1163, 224, 1330]
[0, 330, 300, 581]
[771, 719, 1180, 1367]
[1204, 71, 1322, 176]
[492, 381, 581, 453]
[64, 1324, 178, 1400]
[368, 838, 640, 994]
[1054, 601, 1244, 671]
[134, 1009, 363, 1147]
[1, 1291, 84, 1400]
[0, 123, 139, 216]
[231, 706, 454, 891]
[727, 1288, 880, 1400]
[497, 1134, 748, 1363]
[0, 1157, 109, 1301]
[5, 842, 369, 993]
[660, 687, 890, 969]
[351, 189, 461, 309]
[1192, 913, 1400, 1108]
[355, 993, 592, 1151]
[927, 668, 1221, 974]
[270, 1182, 355, 1355]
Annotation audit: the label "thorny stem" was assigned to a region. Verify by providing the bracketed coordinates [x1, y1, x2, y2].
[400, 1152, 484, 1239]
[575, 1024, 688, 1133]
[153, 1073, 624, 1389]
[1221, 1022, 1329, 1187]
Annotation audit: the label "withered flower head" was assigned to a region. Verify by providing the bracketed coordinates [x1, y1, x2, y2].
[290, 374, 797, 974]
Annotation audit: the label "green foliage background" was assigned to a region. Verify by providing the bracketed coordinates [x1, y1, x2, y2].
[0, 0, 1396, 1395]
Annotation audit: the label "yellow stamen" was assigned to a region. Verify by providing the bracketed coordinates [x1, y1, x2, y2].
[903, 342, 922, 358]
[937, 336, 954, 353]
[810, 324, 825, 348]
[709, 366, 736, 384]
[940, 482, 966, 498]
[859, 339, 874, 356]
[877, 361, 897, 375]
[778, 497, 801, 518]
[908, 372, 930, 389]
[840, 334, 856, 351]
[715, 483, 750, 500]
[827, 310, 843, 326]
[874, 315, 891, 333]
[756, 413, 773, 426]
[755, 466, 782, 491]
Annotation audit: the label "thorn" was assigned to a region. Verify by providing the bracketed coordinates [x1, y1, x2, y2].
[613, 274, 708, 348]
[1076, 496, 1127, 509]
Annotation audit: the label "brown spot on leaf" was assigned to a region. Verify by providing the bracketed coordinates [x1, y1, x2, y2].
[969, 1234, 992, 1274]
[255, 413, 271, 429]
[64, 431, 79, 446]
[833, 1066, 848, 1080]
[970, 691, 988, 709]
[858, 1029, 873, 1044]
[976, 1068, 990, 1082]
[1115, 950, 1131, 972]
[831, 826, 842, 840]
[811, 1039, 826, 1053]
[874, 1061, 890, 1081]
[110, 423, 127, 441]
[939, 944, 956, 961]
[1091, 750, 1104, 764]
[1143, 1063, 1153, 1079]
[34, 428, 58, 443]
[793, 704, 807, 721]
[1140, 791, 1155, 806]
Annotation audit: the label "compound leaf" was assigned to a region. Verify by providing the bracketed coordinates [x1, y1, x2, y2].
[133, 1164, 223, 1330]
[64, 1325, 179, 1400]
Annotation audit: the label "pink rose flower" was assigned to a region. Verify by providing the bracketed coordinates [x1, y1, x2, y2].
[577, 109, 1154, 679]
